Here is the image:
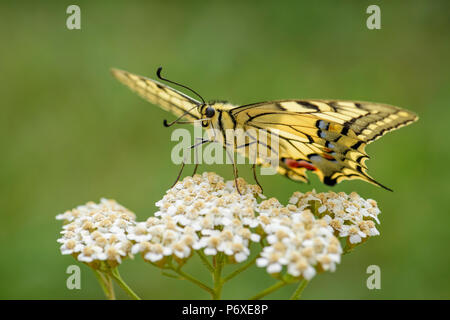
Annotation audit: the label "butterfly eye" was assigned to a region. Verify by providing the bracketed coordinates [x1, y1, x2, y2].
[205, 107, 215, 118]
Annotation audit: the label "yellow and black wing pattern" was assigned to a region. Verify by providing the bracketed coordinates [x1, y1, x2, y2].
[111, 68, 201, 121]
[230, 100, 418, 190]
[111, 68, 418, 190]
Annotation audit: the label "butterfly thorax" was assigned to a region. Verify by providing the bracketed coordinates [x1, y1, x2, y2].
[200, 102, 275, 168]
[199, 102, 241, 131]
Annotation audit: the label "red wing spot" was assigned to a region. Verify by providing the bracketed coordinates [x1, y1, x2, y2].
[322, 153, 335, 160]
[284, 158, 317, 171]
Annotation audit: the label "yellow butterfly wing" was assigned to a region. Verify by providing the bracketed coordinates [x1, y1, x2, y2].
[110, 68, 418, 190]
[230, 100, 418, 190]
[111, 68, 201, 121]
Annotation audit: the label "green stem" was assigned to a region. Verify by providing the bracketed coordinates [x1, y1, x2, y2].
[223, 254, 258, 283]
[93, 269, 115, 300]
[169, 265, 214, 295]
[197, 251, 214, 273]
[161, 270, 183, 279]
[109, 268, 141, 300]
[250, 280, 287, 300]
[343, 245, 355, 255]
[289, 279, 308, 300]
[106, 273, 116, 300]
[212, 254, 224, 300]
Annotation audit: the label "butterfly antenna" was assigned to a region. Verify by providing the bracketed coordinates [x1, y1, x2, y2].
[157, 67, 205, 105]
[163, 105, 198, 127]
[157, 67, 206, 127]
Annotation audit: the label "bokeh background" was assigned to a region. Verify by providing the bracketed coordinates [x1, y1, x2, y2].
[1, 0, 449, 299]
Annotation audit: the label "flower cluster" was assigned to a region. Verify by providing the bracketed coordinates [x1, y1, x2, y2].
[129, 173, 262, 264]
[56, 172, 382, 281]
[255, 198, 341, 280]
[56, 198, 136, 266]
[289, 190, 381, 244]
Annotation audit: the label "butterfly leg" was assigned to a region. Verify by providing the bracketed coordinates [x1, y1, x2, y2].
[170, 162, 186, 188]
[170, 139, 211, 188]
[192, 138, 199, 176]
[191, 138, 210, 176]
[252, 163, 263, 194]
[224, 147, 241, 195]
[234, 140, 263, 193]
[192, 164, 199, 176]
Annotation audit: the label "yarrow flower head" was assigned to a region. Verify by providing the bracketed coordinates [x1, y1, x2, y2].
[255, 199, 342, 280]
[56, 198, 136, 267]
[124, 172, 381, 280]
[129, 173, 262, 264]
[289, 190, 381, 245]
[56, 172, 383, 298]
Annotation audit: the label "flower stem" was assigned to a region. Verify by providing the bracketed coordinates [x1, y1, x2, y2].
[250, 280, 287, 300]
[93, 269, 116, 300]
[343, 245, 355, 255]
[212, 254, 224, 300]
[106, 273, 116, 300]
[289, 279, 308, 300]
[109, 268, 141, 300]
[223, 254, 258, 283]
[197, 251, 214, 273]
[169, 265, 214, 295]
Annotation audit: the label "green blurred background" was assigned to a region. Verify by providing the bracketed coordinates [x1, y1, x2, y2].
[1, 0, 449, 299]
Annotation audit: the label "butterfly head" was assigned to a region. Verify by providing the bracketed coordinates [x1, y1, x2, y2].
[204, 106, 215, 118]
[198, 104, 216, 127]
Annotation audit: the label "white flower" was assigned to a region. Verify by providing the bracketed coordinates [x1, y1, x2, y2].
[56, 199, 135, 265]
[103, 242, 128, 263]
[132, 173, 262, 263]
[289, 190, 382, 244]
[78, 245, 105, 263]
[127, 222, 152, 242]
[129, 216, 199, 262]
[59, 238, 84, 255]
[143, 244, 164, 262]
[255, 203, 342, 280]
[57, 173, 379, 283]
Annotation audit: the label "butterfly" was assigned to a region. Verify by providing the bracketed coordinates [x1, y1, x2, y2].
[111, 67, 418, 192]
